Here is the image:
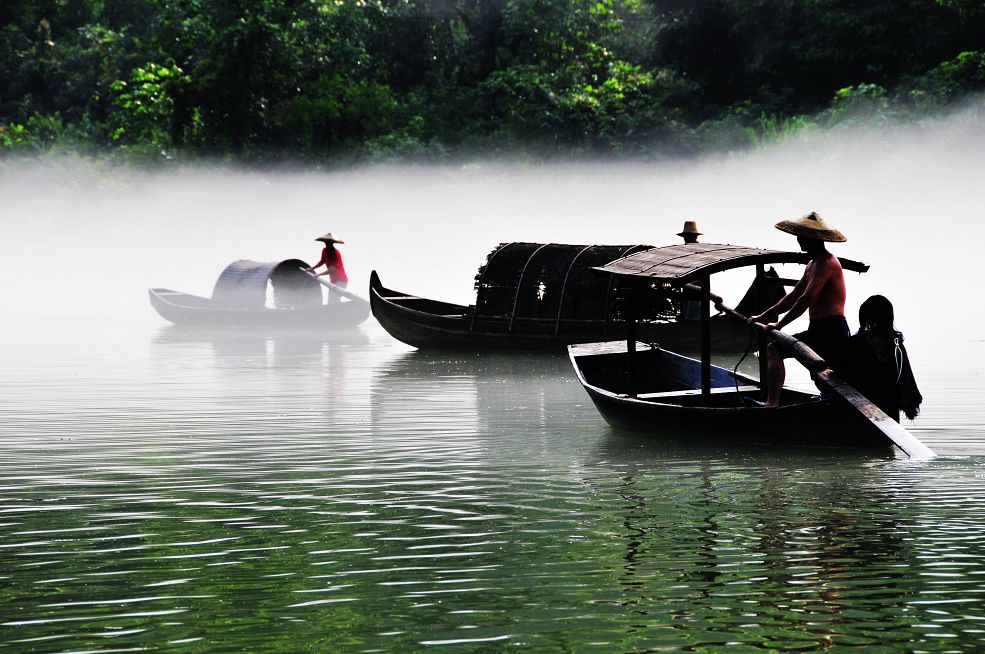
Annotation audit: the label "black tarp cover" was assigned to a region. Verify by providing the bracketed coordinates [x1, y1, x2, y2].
[472, 243, 652, 328]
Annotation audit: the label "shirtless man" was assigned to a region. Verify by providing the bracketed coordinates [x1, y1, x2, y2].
[747, 212, 849, 407]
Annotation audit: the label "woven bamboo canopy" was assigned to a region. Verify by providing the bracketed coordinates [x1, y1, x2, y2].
[472, 242, 652, 324]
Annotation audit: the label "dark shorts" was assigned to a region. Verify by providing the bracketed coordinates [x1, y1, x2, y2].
[788, 315, 850, 361]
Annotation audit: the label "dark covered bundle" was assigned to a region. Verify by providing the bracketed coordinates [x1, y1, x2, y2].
[834, 295, 923, 422]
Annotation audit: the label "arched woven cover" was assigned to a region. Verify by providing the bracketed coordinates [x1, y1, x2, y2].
[473, 243, 652, 329]
[211, 259, 322, 308]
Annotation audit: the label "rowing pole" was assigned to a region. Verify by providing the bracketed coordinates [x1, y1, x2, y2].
[301, 269, 368, 304]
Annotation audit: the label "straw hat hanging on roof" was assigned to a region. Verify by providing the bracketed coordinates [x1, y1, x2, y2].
[774, 211, 846, 243]
[677, 220, 702, 237]
[315, 233, 345, 244]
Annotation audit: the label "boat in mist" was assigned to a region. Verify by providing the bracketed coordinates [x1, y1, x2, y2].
[149, 258, 370, 328]
[566, 242, 920, 451]
[370, 241, 786, 351]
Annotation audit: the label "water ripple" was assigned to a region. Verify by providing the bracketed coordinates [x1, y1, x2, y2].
[1, 319, 985, 651]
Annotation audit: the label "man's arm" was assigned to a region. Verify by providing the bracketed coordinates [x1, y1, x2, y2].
[307, 251, 328, 273]
[314, 253, 338, 277]
[774, 261, 834, 329]
[749, 274, 808, 324]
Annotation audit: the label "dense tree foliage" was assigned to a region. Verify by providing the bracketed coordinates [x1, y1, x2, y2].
[2, 0, 984, 162]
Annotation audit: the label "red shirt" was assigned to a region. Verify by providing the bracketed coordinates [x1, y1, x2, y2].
[318, 246, 348, 283]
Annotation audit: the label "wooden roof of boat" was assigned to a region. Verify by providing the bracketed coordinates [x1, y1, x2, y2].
[594, 243, 869, 282]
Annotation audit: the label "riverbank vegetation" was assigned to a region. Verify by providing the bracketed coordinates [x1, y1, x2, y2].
[2, 0, 984, 163]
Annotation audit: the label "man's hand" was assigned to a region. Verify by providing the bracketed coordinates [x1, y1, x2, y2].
[745, 314, 778, 332]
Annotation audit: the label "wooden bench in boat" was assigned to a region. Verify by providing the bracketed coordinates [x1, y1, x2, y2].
[634, 385, 759, 400]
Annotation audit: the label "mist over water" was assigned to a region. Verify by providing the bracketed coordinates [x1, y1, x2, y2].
[3, 100, 984, 331]
[2, 104, 985, 651]
[5, 103, 982, 412]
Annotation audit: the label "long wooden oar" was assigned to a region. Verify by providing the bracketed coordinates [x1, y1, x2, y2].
[301, 269, 368, 304]
[709, 293, 935, 459]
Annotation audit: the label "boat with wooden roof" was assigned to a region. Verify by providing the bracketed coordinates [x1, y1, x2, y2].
[568, 242, 933, 453]
[370, 241, 786, 351]
[149, 259, 370, 328]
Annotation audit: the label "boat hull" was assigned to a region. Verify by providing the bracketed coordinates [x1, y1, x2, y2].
[569, 341, 894, 450]
[149, 288, 370, 328]
[370, 271, 754, 351]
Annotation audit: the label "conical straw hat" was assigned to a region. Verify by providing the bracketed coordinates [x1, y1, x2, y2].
[774, 211, 846, 242]
[315, 232, 345, 244]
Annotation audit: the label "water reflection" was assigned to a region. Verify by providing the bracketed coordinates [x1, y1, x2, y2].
[367, 350, 606, 473]
[2, 317, 985, 651]
[148, 325, 375, 439]
[373, 351, 580, 426]
[573, 447, 983, 650]
[154, 324, 370, 360]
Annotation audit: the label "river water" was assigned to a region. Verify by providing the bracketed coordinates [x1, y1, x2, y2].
[3, 111, 985, 652]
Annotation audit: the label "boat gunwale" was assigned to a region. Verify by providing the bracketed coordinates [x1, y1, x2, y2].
[150, 287, 366, 314]
[568, 341, 827, 413]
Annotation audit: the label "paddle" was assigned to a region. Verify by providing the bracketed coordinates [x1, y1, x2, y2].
[700, 288, 935, 459]
[300, 269, 368, 304]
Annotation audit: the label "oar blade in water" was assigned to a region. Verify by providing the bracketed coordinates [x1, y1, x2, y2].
[713, 299, 935, 460]
[812, 367, 936, 459]
[769, 329, 935, 460]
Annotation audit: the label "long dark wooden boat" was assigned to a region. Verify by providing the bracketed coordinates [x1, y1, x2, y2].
[150, 259, 370, 328]
[370, 241, 786, 351]
[567, 242, 897, 450]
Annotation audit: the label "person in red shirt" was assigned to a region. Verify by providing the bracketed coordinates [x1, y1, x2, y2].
[308, 233, 349, 301]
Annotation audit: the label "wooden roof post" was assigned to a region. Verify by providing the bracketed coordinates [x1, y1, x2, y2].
[701, 275, 711, 395]
[508, 243, 550, 333]
[756, 263, 769, 394]
[625, 290, 637, 398]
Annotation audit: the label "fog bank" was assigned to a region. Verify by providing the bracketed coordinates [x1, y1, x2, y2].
[3, 102, 983, 348]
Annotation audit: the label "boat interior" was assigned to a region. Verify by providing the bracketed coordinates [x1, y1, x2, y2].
[572, 342, 817, 408]
[373, 290, 469, 318]
[150, 289, 213, 308]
